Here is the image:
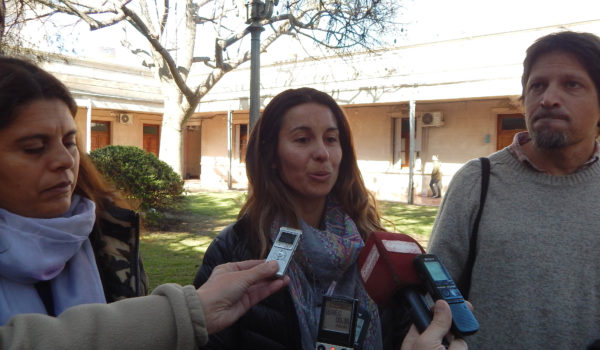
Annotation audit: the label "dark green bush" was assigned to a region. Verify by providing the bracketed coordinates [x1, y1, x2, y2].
[90, 145, 184, 210]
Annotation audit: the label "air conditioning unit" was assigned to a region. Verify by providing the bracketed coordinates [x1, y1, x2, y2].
[118, 113, 133, 125]
[420, 111, 444, 127]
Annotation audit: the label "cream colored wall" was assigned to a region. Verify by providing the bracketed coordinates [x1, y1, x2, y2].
[80, 98, 521, 202]
[74, 107, 88, 146]
[345, 105, 394, 169]
[111, 111, 162, 148]
[74, 107, 162, 154]
[416, 98, 520, 196]
[343, 105, 405, 200]
[200, 114, 248, 189]
[192, 97, 523, 201]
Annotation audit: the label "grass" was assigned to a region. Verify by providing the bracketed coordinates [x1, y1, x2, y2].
[379, 201, 440, 246]
[140, 192, 246, 289]
[140, 191, 439, 290]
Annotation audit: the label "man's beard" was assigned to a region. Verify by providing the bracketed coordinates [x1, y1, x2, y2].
[528, 109, 569, 149]
[530, 128, 567, 149]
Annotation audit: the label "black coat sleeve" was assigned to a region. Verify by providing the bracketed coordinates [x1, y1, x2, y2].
[193, 224, 246, 350]
[192, 221, 302, 350]
[193, 235, 232, 288]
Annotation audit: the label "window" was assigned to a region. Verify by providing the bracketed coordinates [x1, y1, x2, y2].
[90, 121, 110, 150]
[501, 116, 526, 130]
[234, 124, 248, 162]
[497, 114, 526, 150]
[392, 117, 412, 168]
[143, 124, 160, 156]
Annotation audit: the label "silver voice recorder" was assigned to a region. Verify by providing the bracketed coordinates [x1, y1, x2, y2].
[265, 226, 302, 277]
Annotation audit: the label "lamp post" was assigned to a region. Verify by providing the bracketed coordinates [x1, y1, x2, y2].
[245, 0, 276, 131]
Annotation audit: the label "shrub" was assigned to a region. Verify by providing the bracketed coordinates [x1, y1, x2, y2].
[90, 146, 184, 211]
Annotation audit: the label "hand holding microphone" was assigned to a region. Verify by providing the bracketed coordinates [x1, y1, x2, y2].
[401, 300, 468, 350]
[358, 232, 476, 349]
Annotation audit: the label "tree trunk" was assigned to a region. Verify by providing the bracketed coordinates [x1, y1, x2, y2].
[159, 107, 185, 175]
[157, 82, 189, 175]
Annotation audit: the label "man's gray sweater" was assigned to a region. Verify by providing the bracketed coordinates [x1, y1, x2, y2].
[428, 148, 600, 350]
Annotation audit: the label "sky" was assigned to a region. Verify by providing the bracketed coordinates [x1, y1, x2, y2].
[22, 0, 600, 65]
[402, 0, 600, 43]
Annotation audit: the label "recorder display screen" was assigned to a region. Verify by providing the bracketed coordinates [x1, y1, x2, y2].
[278, 231, 297, 244]
[424, 260, 449, 282]
[322, 299, 353, 334]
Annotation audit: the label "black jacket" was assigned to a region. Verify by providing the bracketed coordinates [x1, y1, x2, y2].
[193, 217, 302, 350]
[193, 217, 409, 350]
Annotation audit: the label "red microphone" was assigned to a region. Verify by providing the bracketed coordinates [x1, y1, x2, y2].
[358, 231, 432, 332]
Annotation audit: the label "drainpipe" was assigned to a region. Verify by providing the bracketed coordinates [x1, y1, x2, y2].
[227, 110, 233, 190]
[85, 99, 92, 153]
[408, 100, 416, 204]
[248, 22, 263, 131]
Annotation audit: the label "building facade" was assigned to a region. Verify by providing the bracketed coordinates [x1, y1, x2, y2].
[44, 20, 600, 202]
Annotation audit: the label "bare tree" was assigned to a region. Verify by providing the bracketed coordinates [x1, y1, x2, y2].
[1, 0, 5, 44]
[1, 0, 75, 57]
[26, 0, 400, 175]
[1, 0, 29, 54]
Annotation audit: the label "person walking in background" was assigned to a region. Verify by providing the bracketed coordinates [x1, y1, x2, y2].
[429, 155, 442, 198]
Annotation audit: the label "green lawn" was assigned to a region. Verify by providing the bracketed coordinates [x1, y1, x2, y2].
[140, 191, 439, 290]
[379, 201, 440, 246]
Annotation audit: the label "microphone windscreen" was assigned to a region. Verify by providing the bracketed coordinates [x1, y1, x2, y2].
[358, 231, 425, 305]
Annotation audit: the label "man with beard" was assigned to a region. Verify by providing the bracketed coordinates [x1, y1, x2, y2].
[427, 31, 600, 350]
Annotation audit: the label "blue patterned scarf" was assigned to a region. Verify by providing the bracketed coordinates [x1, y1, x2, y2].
[272, 199, 382, 350]
[0, 195, 105, 325]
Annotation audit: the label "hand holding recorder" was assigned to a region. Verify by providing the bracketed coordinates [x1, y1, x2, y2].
[197, 260, 290, 334]
[414, 254, 478, 337]
[401, 300, 468, 350]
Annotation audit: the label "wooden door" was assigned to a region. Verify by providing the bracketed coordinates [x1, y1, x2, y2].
[91, 121, 110, 150]
[401, 118, 410, 167]
[143, 124, 160, 157]
[497, 114, 526, 150]
[239, 124, 248, 163]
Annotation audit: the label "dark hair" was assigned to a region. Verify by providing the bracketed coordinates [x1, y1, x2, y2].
[521, 31, 600, 104]
[0, 56, 129, 213]
[0, 56, 78, 129]
[240, 87, 383, 257]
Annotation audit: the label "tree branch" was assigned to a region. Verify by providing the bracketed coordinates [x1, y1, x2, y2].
[195, 22, 288, 100]
[33, 0, 128, 30]
[159, 0, 168, 33]
[217, 27, 249, 51]
[121, 4, 196, 104]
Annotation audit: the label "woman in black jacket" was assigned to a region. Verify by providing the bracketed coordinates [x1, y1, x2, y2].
[194, 88, 386, 350]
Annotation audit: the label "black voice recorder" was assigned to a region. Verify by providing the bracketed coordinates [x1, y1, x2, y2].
[413, 254, 479, 337]
[315, 296, 359, 350]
